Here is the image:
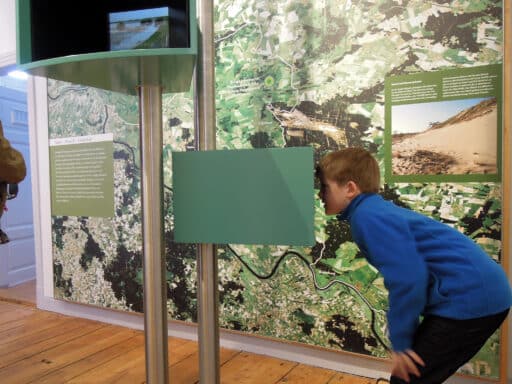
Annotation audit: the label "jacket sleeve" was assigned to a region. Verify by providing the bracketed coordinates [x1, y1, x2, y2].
[0, 121, 27, 184]
[350, 211, 428, 352]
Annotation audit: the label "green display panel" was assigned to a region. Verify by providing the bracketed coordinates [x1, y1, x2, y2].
[173, 147, 315, 246]
[49, 134, 115, 218]
[384, 64, 502, 183]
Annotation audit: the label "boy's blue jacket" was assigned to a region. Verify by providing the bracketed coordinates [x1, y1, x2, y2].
[337, 193, 512, 352]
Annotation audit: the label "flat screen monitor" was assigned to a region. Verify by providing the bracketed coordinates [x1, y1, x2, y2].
[29, 1, 191, 61]
[109, 7, 170, 50]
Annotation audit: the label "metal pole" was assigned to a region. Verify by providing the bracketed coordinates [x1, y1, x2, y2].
[139, 84, 169, 384]
[197, 243, 219, 384]
[195, 0, 220, 383]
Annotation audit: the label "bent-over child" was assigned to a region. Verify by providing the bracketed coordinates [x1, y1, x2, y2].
[316, 147, 511, 383]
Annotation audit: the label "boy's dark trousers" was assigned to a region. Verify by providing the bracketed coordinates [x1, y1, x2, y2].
[390, 309, 509, 384]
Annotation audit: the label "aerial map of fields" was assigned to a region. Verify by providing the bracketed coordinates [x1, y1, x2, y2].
[49, 0, 505, 379]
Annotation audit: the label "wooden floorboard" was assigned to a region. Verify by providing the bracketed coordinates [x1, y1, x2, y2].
[0, 325, 138, 383]
[34, 334, 145, 384]
[0, 311, 68, 344]
[0, 300, 377, 384]
[276, 364, 338, 384]
[220, 351, 298, 384]
[0, 280, 36, 306]
[0, 301, 35, 324]
[169, 347, 241, 384]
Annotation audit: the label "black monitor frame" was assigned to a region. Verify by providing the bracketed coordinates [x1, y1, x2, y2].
[29, 0, 190, 61]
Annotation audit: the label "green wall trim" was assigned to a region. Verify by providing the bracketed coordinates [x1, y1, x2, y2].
[15, 0, 31, 65]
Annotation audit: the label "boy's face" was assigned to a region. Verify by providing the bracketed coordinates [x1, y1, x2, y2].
[319, 178, 359, 215]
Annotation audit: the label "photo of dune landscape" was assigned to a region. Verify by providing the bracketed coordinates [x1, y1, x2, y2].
[391, 97, 498, 176]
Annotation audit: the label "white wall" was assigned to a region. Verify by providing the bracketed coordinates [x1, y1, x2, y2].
[0, 0, 17, 71]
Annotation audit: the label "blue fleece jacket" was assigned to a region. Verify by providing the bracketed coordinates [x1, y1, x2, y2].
[337, 193, 512, 352]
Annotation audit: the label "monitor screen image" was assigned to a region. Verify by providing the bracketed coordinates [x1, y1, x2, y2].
[109, 7, 170, 50]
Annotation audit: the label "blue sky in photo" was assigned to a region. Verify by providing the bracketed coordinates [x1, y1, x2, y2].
[109, 7, 169, 23]
[391, 97, 490, 134]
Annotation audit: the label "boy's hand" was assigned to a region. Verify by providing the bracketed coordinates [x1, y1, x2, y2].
[391, 350, 425, 382]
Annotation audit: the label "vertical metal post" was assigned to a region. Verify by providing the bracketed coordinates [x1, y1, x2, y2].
[195, 0, 220, 383]
[139, 85, 169, 384]
[197, 242, 219, 384]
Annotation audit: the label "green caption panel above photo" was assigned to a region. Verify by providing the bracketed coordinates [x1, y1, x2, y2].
[173, 147, 315, 246]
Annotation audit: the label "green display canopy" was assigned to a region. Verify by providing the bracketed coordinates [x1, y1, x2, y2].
[16, 0, 197, 94]
[172, 147, 315, 246]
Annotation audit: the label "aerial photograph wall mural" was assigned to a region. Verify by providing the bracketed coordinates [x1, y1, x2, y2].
[49, 0, 505, 379]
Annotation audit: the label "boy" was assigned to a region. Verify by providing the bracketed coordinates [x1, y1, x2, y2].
[316, 147, 512, 383]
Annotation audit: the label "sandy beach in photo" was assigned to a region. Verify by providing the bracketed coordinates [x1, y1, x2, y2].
[392, 100, 497, 175]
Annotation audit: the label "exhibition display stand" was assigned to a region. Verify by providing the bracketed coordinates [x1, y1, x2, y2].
[16, 1, 220, 383]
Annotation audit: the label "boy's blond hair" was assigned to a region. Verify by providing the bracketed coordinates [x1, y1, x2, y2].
[317, 148, 380, 193]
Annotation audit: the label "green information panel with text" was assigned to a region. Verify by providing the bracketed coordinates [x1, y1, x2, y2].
[385, 64, 502, 183]
[49, 134, 115, 217]
[173, 147, 315, 246]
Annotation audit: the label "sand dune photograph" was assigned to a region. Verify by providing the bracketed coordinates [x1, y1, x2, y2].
[391, 97, 498, 176]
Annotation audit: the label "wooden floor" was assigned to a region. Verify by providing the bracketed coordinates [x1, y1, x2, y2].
[0, 282, 377, 384]
[0, 279, 37, 307]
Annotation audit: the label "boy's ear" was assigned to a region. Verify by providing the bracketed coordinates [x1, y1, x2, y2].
[345, 180, 361, 197]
